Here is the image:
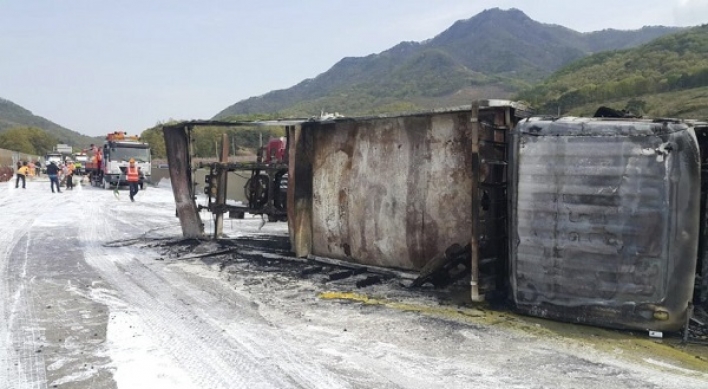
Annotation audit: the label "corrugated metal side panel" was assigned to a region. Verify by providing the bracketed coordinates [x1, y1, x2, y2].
[514, 136, 668, 303]
[310, 113, 472, 270]
[511, 129, 700, 331]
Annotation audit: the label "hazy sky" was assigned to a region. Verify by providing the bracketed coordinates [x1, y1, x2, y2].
[1, 0, 707, 137]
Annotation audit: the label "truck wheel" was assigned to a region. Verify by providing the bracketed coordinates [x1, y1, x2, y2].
[103, 178, 110, 190]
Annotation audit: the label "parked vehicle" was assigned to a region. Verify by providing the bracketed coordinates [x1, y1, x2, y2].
[84, 131, 151, 189]
[72, 152, 89, 175]
[43, 152, 62, 173]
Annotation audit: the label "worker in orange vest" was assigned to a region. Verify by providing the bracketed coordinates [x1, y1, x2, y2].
[126, 158, 140, 202]
[27, 161, 35, 179]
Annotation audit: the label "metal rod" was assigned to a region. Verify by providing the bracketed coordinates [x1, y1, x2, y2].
[214, 134, 229, 238]
[470, 102, 483, 302]
[683, 303, 694, 344]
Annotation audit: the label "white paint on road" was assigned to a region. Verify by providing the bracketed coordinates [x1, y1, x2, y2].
[0, 176, 707, 389]
[106, 309, 198, 389]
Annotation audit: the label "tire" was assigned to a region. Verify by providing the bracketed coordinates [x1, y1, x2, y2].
[103, 178, 110, 190]
[245, 174, 269, 209]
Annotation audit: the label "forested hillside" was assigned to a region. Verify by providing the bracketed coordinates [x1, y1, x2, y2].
[215, 8, 679, 119]
[0, 127, 57, 156]
[517, 25, 708, 118]
[0, 97, 100, 150]
[3, 7, 700, 159]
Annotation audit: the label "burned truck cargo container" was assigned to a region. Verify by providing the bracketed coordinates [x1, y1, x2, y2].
[289, 108, 474, 270]
[509, 117, 701, 331]
[288, 102, 528, 275]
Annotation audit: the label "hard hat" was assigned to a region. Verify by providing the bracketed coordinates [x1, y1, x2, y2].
[129, 158, 135, 163]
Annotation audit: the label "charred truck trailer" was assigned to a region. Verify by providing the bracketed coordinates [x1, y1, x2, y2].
[164, 101, 708, 333]
[289, 103, 708, 332]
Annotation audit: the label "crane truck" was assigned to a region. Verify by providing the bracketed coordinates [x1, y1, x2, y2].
[85, 131, 151, 189]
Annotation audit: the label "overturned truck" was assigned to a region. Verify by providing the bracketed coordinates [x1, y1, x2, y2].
[164, 100, 708, 333]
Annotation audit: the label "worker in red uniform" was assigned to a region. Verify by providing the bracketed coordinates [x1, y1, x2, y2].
[85, 144, 103, 182]
[126, 158, 140, 202]
[65, 161, 75, 190]
[94, 145, 103, 177]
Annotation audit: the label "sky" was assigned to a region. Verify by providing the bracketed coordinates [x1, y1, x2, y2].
[1, 0, 707, 137]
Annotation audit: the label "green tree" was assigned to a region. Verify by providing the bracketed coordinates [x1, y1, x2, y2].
[142, 122, 286, 160]
[625, 98, 648, 116]
[139, 126, 167, 159]
[191, 126, 286, 159]
[0, 127, 57, 155]
[516, 25, 708, 114]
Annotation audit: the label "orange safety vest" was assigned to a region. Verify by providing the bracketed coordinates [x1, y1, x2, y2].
[127, 165, 139, 182]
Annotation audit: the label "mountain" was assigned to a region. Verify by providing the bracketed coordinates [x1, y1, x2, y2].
[516, 24, 708, 118]
[0, 97, 100, 149]
[215, 8, 681, 119]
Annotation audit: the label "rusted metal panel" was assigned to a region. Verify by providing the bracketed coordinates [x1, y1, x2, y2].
[509, 118, 700, 331]
[163, 125, 204, 238]
[294, 110, 473, 270]
[288, 124, 314, 258]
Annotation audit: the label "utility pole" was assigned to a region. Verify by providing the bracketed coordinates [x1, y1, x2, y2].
[214, 134, 229, 238]
[231, 136, 236, 162]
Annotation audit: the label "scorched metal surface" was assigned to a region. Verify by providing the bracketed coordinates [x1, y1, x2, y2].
[290, 110, 473, 270]
[509, 117, 700, 331]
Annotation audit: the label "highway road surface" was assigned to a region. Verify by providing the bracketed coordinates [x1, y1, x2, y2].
[1, 177, 707, 389]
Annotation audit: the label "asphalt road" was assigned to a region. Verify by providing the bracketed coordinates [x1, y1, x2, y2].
[1, 177, 707, 389]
